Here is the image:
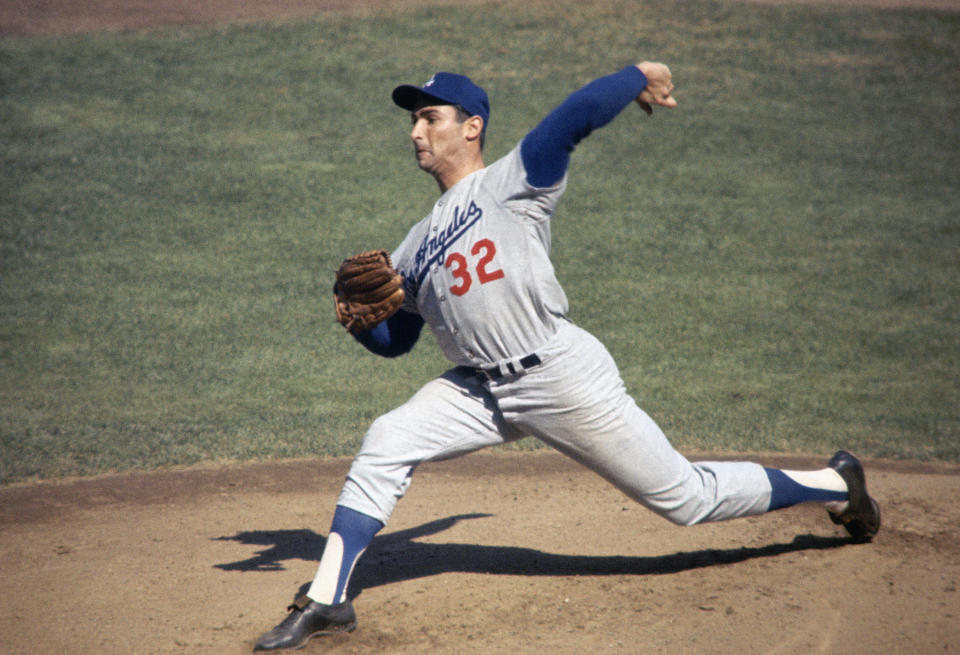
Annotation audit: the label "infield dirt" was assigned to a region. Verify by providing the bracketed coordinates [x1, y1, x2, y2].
[2, 452, 959, 654]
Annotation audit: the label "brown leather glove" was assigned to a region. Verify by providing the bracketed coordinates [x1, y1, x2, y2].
[333, 249, 405, 333]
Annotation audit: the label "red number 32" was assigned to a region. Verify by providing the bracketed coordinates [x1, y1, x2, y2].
[444, 238, 505, 296]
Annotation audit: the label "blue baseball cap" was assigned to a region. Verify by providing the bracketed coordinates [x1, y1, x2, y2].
[392, 72, 490, 131]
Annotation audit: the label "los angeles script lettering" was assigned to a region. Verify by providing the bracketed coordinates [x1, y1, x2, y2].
[414, 200, 483, 271]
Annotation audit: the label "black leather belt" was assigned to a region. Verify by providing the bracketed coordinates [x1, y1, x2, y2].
[476, 353, 542, 381]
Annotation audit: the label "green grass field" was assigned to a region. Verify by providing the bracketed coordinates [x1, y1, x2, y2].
[2, 0, 958, 483]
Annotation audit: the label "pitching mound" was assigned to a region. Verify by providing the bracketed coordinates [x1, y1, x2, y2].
[2, 451, 958, 653]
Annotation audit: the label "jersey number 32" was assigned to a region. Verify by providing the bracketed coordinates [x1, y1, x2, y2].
[444, 238, 505, 297]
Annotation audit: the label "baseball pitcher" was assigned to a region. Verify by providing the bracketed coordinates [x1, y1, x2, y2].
[253, 60, 880, 651]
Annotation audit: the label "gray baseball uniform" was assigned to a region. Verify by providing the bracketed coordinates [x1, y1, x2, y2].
[254, 65, 871, 651]
[336, 142, 773, 527]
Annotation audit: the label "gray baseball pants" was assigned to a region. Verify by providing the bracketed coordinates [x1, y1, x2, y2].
[338, 322, 773, 527]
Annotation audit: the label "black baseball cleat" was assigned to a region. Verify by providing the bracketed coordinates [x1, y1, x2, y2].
[827, 450, 881, 543]
[253, 595, 357, 651]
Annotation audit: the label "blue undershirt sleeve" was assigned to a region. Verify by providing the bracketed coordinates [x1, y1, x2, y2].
[521, 65, 649, 189]
[350, 308, 424, 358]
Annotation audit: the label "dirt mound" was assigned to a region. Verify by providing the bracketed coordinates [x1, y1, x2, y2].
[2, 451, 958, 654]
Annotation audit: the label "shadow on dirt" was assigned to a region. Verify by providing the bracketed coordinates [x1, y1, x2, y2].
[214, 513, 851, 600]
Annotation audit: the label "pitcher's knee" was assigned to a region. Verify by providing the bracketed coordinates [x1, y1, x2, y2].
[362, 414, 403, 453]
[631, 473, 718, 526]
[339, 455, 412, 526]
[337, 417, 418, 525]
[654, 501, 710, 527]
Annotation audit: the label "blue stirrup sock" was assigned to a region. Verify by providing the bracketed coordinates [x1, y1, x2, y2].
[307, 505, 383, 605]
[765, 467, 848, 512]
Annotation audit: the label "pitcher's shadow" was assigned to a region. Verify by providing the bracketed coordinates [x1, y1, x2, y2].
[214, 513, 852, 601]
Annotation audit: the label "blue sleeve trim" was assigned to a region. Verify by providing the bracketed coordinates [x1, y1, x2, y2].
[521, 65, 648, 188]
[351, 309, 424, 357]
